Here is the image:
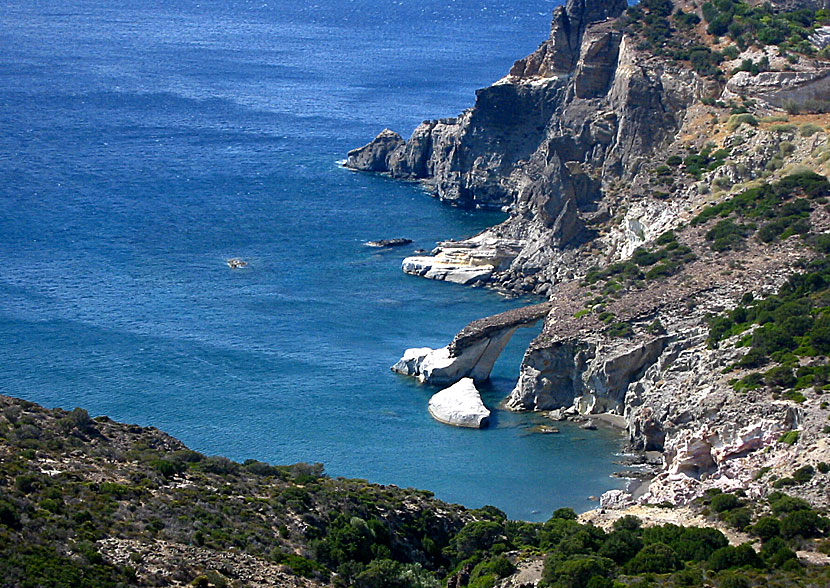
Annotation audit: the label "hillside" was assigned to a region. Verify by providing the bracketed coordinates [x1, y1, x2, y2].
[1, 395, 829, 588]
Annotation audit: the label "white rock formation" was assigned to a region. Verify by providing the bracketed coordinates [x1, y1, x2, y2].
[428, 378, 491, 428]
[402, 256, 493, 285]
[392, 328, 518, 385]
[809, 25, 830, 50]
[401, 233, 523, 286]
[600, 489, 635, 510]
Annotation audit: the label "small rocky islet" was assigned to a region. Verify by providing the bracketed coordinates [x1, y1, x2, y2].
[5, 0, 830, 586]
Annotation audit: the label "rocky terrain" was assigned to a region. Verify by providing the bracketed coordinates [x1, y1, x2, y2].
[349, 0, 830, 517]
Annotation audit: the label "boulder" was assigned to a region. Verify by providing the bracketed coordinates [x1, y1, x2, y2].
[600, 489, 634, 510]
[428, 378, 491, 428]
[366, 238, 412, 248]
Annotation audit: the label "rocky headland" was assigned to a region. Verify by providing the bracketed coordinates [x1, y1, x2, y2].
[350, 0, 830, 519]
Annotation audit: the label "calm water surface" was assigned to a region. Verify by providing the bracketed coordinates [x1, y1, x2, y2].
[0, 0, 625, 520]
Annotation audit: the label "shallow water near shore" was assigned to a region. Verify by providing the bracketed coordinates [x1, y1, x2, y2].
[0, 0, 626, 520]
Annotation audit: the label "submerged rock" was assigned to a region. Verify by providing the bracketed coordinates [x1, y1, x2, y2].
[428, 378, 491, 428]
[227, 258, 248, 269]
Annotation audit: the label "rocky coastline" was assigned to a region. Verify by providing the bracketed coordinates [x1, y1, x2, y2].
[5, 1, 830, 586]
[349, 0, 830, 517]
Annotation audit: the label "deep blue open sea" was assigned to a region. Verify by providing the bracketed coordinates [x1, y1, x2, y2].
[0, 0, 625, 520]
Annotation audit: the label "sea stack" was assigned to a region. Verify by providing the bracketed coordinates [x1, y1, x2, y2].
[428, 378, 491, 429]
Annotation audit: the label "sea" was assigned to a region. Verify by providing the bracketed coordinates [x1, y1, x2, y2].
[0, 0, 626, 521]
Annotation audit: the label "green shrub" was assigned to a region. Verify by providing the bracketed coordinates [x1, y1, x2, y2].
[707, 544, 763, 571]
[0, 499, 21, 529]
[470, 556, 515, 584]
[198, 456, 241, 476]
[800, 123, 823, 137]
[705, 219, 751, 251]
[599, 530, 643, 565]
[760, 537, 798, 568]
[710, 493, 741, 513]
[552, 508, 578, 520]
[773, 477, 797, 489]
[626, 543, 682, 574]
[542, 555, 615, 588]
[769, 493, 811, 515]
[764, 365, 796, 388]
[778, 431, 799, 445]
[750, 516, 780, 541]
[727, 114, 758, 131]
[150, 459, 184, 478]
[779, 509, 825, 538]
[453, 520, 503, 560]
[792, 464, 814, 483]
[607, 322, 634, 338]
[723, 508, 751, 531]
[719, 572, 751, 588]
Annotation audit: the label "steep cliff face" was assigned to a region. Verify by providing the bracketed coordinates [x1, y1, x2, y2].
[347, 0, 696, 256]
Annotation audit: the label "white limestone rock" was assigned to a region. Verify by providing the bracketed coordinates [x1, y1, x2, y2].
[600, 489, 634, 510]
[391, 326, 520, 386]
[402, 256, 493, 285]
[391, 346, 465, 385]
[391, 347, 434, 378]
[428, 378, 491, 428]
[809, 25, 830, 50]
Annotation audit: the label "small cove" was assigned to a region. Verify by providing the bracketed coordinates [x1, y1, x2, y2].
[0, 0, 627, 521]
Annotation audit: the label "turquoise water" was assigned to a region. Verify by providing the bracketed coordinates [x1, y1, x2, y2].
[0, 0, 625, 520]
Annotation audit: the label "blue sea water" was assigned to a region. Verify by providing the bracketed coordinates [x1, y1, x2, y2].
[0, 0, 626, 520]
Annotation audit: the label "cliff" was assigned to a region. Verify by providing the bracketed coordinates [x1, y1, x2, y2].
[350, 0, 830, 514]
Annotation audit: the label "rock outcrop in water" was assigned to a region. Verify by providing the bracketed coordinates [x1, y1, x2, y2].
[352, 0, 830, 510]
[392, 302, 552, 385]
[427, 378, 491, 428]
